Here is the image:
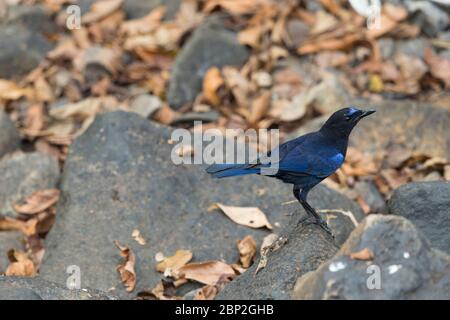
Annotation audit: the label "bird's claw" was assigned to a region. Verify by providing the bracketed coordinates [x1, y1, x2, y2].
[315, 217, 334, 237]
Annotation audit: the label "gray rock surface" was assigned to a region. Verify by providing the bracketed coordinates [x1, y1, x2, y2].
[0, 231, 24, 273]
[124, 0, 181, 19]
[40, 111, 362, 298]
[0, 276, 116, 300]
[0, 152, 60, 218]
[388, 182, 450, 255]
[2, 4, 56, 34]
[0, 111, 20, 159]
[406, 1, 449, 37]
[0, 24, 53, 78]
[290, 100, 450, 161]
[292, 215, 450, 299]
[167, 18, 249, 109]
[216, 215, 338, 300]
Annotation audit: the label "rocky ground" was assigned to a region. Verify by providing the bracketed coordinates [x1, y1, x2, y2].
[0, 0, 449, 300]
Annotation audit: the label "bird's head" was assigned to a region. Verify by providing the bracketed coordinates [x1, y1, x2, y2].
[320, 107, 376, 137]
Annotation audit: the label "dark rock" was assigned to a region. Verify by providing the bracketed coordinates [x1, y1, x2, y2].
[394, 38, 429, 59]
[0, 110, 20, 159]
[0, 152, 60, 218]
[129, 94, 163, 119]
[292, 215, 450, 299]
[124, 0, 181, 19]
[0, 276, 116, 300]
[378, 38, 395, 59]
[216, 213, 338, 300]
[167, 18, 249, 109]
[286, 19, 309, 49]
[216, 187, 364, 300]
[388, 182, 450, 255]
[354, 180, 387, 213]
[171, 111, 220, 125]
[406, 1, 449, 37]
[2, 4, 56, 34]
[39, 111, 361, 298]
[0, 24, 53, 78]
[290, 100, 450, 161]
[0, 231, 24, 273]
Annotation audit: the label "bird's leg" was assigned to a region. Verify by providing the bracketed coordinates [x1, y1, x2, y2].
[293, 185, 333, 236]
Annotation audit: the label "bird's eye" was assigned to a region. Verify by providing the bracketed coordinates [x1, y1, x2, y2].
[345, 116, 352, 122]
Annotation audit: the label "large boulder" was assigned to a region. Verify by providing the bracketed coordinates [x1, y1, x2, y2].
[39, 111, 362, 298]
[216, 214, 338, 300]
[0, 276, 116, 300]
[0, 110, 20, 159]
[388, 182, 450, 255]
[167, 18, 249, 109]
[290, 100, 450, 161]
[292, 215, 450, 299]
[0, 152, 60, 218]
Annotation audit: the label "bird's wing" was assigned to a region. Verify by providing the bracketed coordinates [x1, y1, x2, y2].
[276, 147, 345, 178]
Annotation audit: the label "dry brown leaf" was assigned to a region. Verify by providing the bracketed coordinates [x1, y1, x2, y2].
[238, 25, 263, 48]
[365, 14, 397, 39]
[5, 249, 37, 277]
[236, 235, 257, 268]
[23, 104, 45, 135]
[424, 48, 450, 89]
[34, 76, 54, 102]
[156, 250, 193, 274]
[194, 285, 218, 300]
[131, 229, 146, 245]
[177, 261, 235, 285]
[0, 79, 32, 101]
[350, 247, 374, 261]
[14, 189, 60, 215]
[115, 241, 136, 292]
[152, 104, 178, 125]
[0, 217, 38, 236]
[120, 6, 166, 36]
[248, 90, 271, 125]
[213, 203, 273, 229]
[204, 0, 266, 16]
[311, 10, 339, 35]
[383, 3, 408, 22]
[82, 0, 123, 24]
[202, 67, 224, 106]
[298, 33, 361, 55]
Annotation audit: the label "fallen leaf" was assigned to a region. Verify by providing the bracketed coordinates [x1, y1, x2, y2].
[5, 249, 37, 277]
[0, 218, 38, 236]
[115, 241, 136, 292]
[213, 203, 273, 229]
[0, 79, 32, 100]
[156, 250, 193, 273]
[444, 165, 450, 181]
[194, 285, 218, 300]
[202, 67, 224, 106]
[236, 235, 257, 268]
[238, 25, 263, 48]
[248, 90, 271, 125]
[14, 189, 60, 215]
[82, 0, 123, 24]
[140, 278, 184, 300]
[131, 229, 146, 245]
[177, 261, 235, 285]
[350, 247, 374, 261]
[424, 48, 450, 89]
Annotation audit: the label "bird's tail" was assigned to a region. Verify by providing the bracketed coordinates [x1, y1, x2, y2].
[206, 163, 259, 178]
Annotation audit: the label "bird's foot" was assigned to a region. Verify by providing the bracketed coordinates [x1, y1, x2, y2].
[314, 217, 334, 237]
[298, 215, 334, 237]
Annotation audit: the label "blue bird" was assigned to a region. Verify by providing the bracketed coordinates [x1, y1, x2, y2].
[206, 107, 375, 233]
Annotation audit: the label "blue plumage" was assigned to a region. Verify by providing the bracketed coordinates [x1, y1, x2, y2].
[206, 107, 375, 234]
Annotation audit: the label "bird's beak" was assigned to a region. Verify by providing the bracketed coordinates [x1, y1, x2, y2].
[358, 109, 376, 120]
